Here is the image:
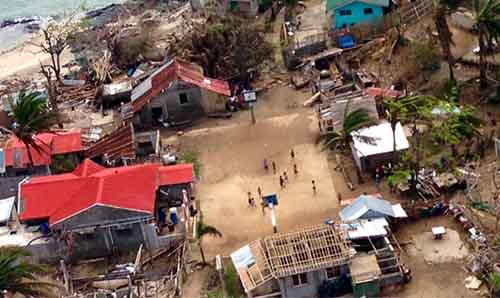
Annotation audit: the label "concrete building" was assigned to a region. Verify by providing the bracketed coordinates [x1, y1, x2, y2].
[17, 159, 194, 262]
[128, 59, 231, 128]
[326, 0, 389, 30]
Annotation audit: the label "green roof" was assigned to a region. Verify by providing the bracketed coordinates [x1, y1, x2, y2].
[327, 0, 390, 11]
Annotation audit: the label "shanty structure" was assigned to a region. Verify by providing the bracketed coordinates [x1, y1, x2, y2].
[350, 121, 409, 171]
[318, 90, 379, 135]
[339, 195, 407, 222]
[1, 130, 82, 175]
[349, 254, 382, 298]
[128, 58, 231, 127]
[232, 224, 352, 298]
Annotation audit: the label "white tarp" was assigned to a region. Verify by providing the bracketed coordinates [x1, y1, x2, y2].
[0, 196, 15, 223]
[343, 218, 389, 239]
[351, 122, 409, 157]
[230, 245, 256, 269]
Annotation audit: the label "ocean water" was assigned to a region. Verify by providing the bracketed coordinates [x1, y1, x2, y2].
[0, 0, 120, 52]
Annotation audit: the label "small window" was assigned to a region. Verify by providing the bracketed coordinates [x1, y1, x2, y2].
[179, 93, 189, 105]
[339, 9, 352, 16]
[325, 267, 341, 279]
[364, 8, 373, 14]
[291, 273, 308, 286]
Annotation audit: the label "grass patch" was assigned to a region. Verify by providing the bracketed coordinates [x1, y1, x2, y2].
[179, 150, 201, 177]
[207, 260, 245, 298]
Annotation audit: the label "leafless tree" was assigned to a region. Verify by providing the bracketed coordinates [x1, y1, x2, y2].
[34, 17, 79, 82]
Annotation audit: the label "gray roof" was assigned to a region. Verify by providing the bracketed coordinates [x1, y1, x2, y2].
[340, 195, 395, 222]
[0, 176, 26, 199]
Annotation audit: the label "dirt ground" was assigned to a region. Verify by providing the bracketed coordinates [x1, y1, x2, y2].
[179, 86, 343, 257]
[390, 216, 485, 298]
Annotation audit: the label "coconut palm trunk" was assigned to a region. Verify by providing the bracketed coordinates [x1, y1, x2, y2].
[479, 25, 489, 88]
[435, 12, 455, 81]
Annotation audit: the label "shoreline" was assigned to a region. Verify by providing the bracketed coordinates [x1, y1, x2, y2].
[0, 2, 126, 81]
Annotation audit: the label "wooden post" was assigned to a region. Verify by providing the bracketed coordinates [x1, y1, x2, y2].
[216, 255, 228, 298]
[60, 259, 71, 294]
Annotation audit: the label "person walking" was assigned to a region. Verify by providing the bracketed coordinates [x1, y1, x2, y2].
[250, 197, 256, 207]
[290, 148, 295, 159]
[312, 180, 317, 195]
[283, 171, 289, 184]
[248, 192, 253, 207]
[279, 175, 285, 189]
[263, 158, 269, 173]
[272, 161, 277, 175]
[257, 187, 262, 199]
[260, 200, 266, 215]
[293, 163, 298, 176]
[375, 173, 381, 192]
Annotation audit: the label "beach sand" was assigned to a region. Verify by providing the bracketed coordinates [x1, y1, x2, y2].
[0, 36, 74, 81]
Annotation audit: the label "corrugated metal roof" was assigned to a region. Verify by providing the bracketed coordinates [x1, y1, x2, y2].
[84, 123, 135, 161]
[20, 160, 159, 226]
[340, 195, 395, 222]
[132, 59, 231, 113]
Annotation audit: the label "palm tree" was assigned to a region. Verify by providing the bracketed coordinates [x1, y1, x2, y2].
[323, 101, 377, 152]
[473, 0, 500, 89]
[433, 0, 455, 81]
[0, 246, 57, 297]
[385, 95, 435, 164]
[196, 212, 222, 264]
[9, 90, 58, 171]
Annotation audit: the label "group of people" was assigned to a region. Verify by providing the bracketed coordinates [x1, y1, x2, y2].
[247, 186, 268, 215]
[248, 149, 318, 210]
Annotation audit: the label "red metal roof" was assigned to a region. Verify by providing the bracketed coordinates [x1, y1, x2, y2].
[159, 164, 194, 186]
[132, 59, 231, 112]
[20, 159, 159, 226]
[3, 130, 83, 167]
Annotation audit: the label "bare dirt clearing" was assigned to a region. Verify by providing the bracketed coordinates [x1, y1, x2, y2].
[179, 87, 342, 257]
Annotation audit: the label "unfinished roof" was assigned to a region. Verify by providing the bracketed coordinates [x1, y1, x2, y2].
[318, 92, 379, 132]
[232, 225, 351, 292]
[351, 121, 409, 157]
[231, 240, 274, 292]
[349, 254, 381, 284]
[265, 224, 351, 278]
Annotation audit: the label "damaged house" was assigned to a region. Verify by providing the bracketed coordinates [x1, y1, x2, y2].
[1, 130, 83, 176]
[17, 159, 194, 262]
[128, 58, 231, 128]
[231, 224, 352, 298]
